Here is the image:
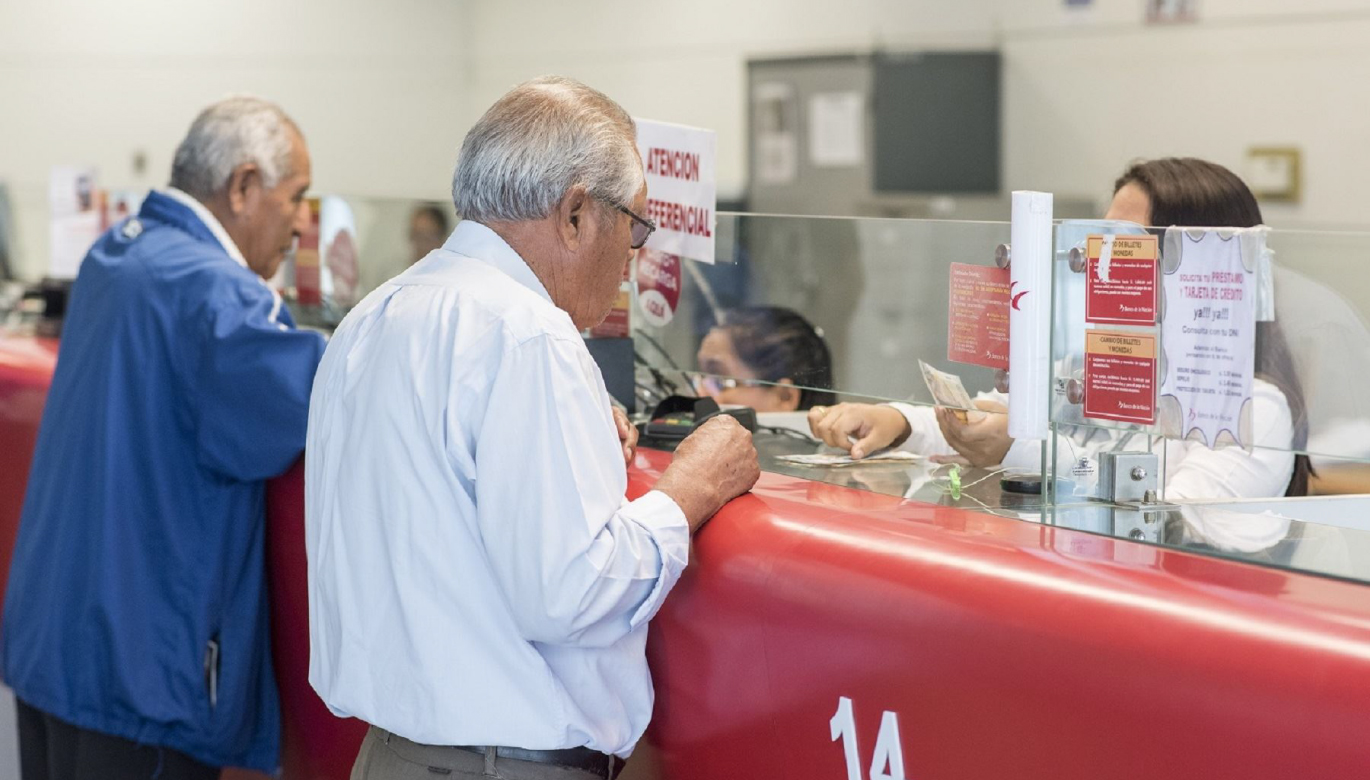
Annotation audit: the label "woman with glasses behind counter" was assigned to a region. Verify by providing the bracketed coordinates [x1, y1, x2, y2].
[694, 305, 836, 413]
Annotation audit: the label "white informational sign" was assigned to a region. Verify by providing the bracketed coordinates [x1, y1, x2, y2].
[1159, 228, 1258, 448]
[807, 91, 864, 167]
[48, 166, 102, 279]
[318, 195, 361, 307]
[635, 118, 717, 264]
[753, 81, 798, 185]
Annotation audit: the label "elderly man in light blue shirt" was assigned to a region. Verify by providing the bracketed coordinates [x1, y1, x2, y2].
[305, 76, 759, 780]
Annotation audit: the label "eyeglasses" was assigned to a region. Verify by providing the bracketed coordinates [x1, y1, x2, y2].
[616, 204, 656, 249]
[691, 374, 770, 396]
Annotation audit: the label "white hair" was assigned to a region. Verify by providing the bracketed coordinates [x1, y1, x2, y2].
[452, 76, 642, 223]
[169, 96, 301, 200]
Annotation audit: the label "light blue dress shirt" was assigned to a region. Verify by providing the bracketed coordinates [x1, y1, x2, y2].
[305, 220, 689, 757]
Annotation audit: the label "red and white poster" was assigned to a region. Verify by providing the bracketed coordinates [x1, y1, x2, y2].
[1085, 234, 1158, 326]
[1083, 330, 1157, 425]
[947, 262, 1010, 370]
[635, 249, 681, 328]
[635, 119, 716, 264]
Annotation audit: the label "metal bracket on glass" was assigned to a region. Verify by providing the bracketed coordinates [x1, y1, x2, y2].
[1067, 243, 1087, 273]
[1111, 505, 1174, 544]
[995, 244, 1011, 269]
[1097, 452, 1171, 543]
[1098, 452, 1157, 503]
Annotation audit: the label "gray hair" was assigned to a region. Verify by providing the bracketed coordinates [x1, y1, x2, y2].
[452, 76, 642, 223]
[169, 96, 301, 200]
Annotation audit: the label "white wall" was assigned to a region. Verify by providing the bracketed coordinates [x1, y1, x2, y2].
[0, 0, 472, 279]
[8, 0, 1370, 272]
[467, 0, 1370, 229]
[1001, 0, 1370, 228]
[466, 0, 999, 200]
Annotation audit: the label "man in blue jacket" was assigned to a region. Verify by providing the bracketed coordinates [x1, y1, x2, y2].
[1, 96, 326, 779]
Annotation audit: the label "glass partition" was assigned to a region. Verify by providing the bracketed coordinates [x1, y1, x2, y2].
[628, 211, 1033, 514]
[1046, 219, 1370, 584]
[11, 183, 1370, 585]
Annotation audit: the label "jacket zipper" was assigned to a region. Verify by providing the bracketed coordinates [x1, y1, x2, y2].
[203, 637, 220, 710]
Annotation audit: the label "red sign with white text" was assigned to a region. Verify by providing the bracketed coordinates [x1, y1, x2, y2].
[1084, 330, 1157, 424]
[947, 263, 1010, 369]
[636, 249, 681, 328]
[1085, 235, 1158, 326]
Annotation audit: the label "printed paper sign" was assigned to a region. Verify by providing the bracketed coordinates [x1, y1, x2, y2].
[753, 82, 798, 185]
[48, 166, 102, 279]
[808, 91, 864, 167]
[636, 249, 681, 328]
[1085, 234, 1158, 325]
[635, 118, 716, 264]
[947, 262, 1010, 369]
[1084, 330, 1157, 425]
[1159, 229, 1257, 447]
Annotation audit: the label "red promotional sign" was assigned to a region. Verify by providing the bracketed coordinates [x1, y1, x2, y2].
[294, 198, 322, 305]
[589, 287, 631, 338]
[947, 263, 1010, 370]
[1085, 235, 1158, 326]
[635, 249, 682, 328]
[1083, 330, 1157, 424]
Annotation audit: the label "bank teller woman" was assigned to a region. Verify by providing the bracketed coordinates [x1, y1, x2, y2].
[808, 157, 1312, 500]
[694, 305, 837, 413]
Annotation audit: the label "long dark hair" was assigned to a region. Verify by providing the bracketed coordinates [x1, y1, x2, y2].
[719, 306, 837, 410]
[1115, 158, 1312, 496]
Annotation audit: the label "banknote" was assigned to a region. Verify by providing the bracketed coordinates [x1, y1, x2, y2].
[918, 360, 976, 420]
[777, 451, 922, 468]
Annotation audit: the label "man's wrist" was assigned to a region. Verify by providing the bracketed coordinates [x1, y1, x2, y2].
[654, 472, 713, 532]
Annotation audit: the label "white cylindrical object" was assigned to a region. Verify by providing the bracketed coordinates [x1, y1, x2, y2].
[1008, 191, 1053, 440]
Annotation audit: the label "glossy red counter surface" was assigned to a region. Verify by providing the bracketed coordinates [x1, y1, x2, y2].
[4, 333, 1370, 779]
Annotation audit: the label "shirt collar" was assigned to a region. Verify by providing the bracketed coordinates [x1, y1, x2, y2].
[158, 187, 288, 328]
[442, 220, 553, 305]
[160, 187, 249, 270]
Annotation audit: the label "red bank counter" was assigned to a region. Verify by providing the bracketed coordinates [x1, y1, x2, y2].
[4, 333, 1370, 779]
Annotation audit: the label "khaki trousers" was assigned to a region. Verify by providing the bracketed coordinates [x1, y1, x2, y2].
[352, 726, 614, 780]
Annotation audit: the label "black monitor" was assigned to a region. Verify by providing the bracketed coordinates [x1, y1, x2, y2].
[872, 52, 1001, 194]
[583, 336, 636, 412]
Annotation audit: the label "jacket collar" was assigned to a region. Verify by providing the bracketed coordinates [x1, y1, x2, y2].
[138, 188, 249, 269]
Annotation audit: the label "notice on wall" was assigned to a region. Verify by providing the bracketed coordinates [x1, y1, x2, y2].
[48, 166, 103, 279]
[1146, 0, 1199, 24]
[1085, 234, 1158, 326]
[1159, 229, 1257, 448]
[753, 81, 799, 185]
[947, 262, 1010, 370]
[807, 91, 864, 168]
[1084, 330, 1157, 425]
[635, 118, 716, 264]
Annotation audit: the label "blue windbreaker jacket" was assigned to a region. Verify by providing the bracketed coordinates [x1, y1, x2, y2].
[0, 191, 326, 771]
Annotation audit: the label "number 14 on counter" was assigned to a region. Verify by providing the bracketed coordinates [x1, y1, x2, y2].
[830, 696, 908, 780]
